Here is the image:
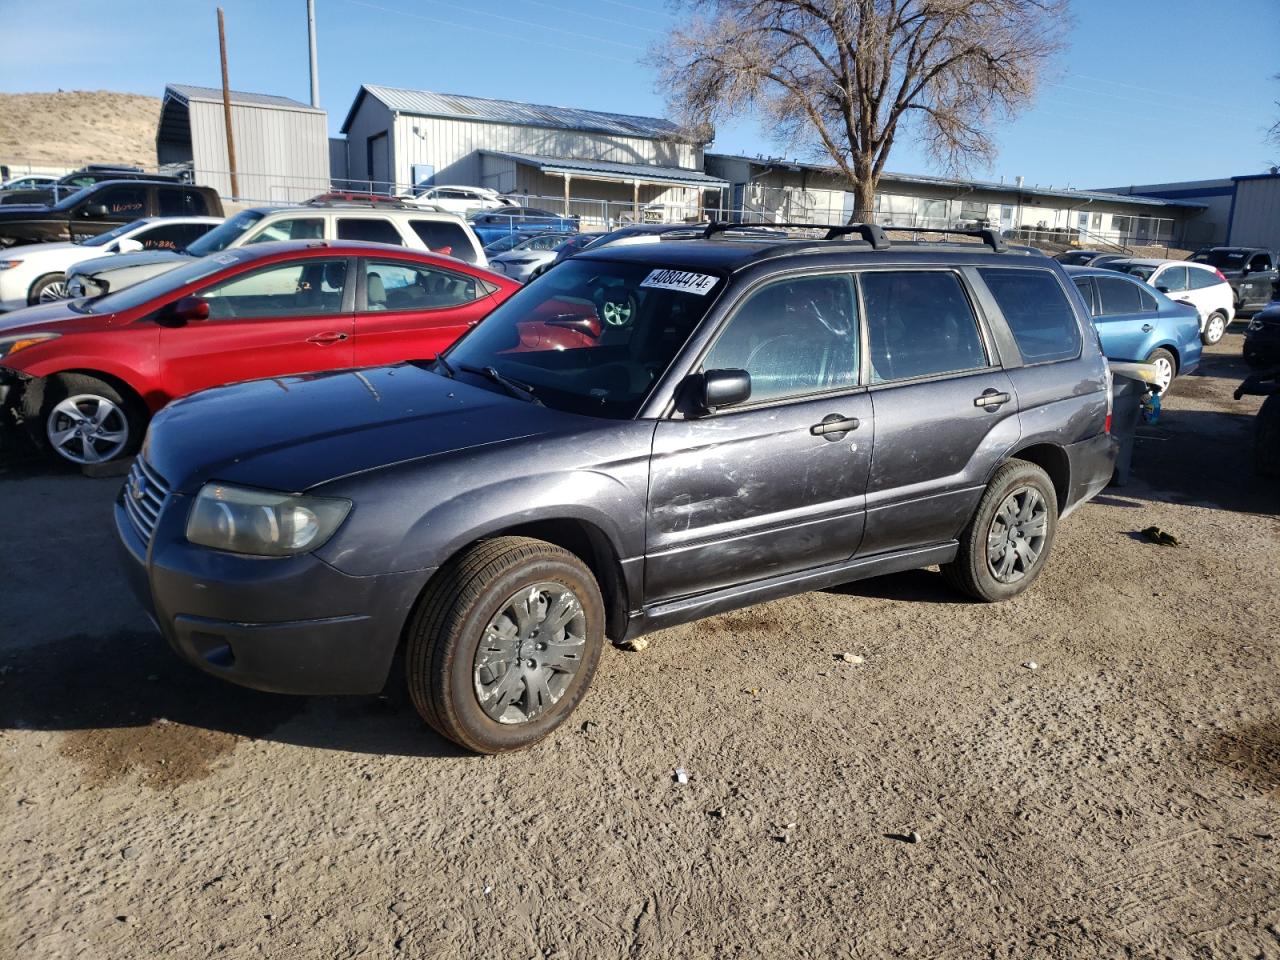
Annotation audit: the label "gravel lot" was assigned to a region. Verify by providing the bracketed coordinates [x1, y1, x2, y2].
[2, 334, 1277, 960]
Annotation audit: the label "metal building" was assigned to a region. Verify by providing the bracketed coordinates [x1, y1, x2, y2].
[1099, 172, 1280, 249]
[338, 85, 724, 223]
[707, 154, 1210, 249]
[156, 84, 330, 203]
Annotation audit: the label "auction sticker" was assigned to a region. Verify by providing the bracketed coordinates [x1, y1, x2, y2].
[640, 269, 719, 296]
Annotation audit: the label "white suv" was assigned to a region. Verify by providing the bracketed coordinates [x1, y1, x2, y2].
[1101, 258, 1235, 345]
[401, 185, 511, 216]
[64, 202, 486, 299]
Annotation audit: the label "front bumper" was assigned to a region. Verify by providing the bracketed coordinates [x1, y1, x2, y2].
[115, 488, 434, 695]
[1062, 431, 1119, 517]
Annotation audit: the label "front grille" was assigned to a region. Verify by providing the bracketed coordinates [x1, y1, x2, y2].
[123, 457, 170, 546]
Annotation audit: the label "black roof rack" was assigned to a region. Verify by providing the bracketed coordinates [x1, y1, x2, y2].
[881, 225, 1008, 253]
[701, 221, 1010, 254]
[702, 220, 891, 250]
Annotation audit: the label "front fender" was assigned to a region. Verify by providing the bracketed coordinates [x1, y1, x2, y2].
[313, 422, 655, 577]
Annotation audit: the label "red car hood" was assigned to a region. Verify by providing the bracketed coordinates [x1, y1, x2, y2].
[0, 301, 113, 335]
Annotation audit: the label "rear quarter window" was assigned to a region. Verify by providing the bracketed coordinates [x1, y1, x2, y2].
[409, 219, 478, 263]
[978, 268, 1082, 364]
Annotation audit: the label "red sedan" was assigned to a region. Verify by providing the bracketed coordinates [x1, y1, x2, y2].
[0, 240, 519, 465]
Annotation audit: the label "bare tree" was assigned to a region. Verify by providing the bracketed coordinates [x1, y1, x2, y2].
[651, 0, 1071, 222]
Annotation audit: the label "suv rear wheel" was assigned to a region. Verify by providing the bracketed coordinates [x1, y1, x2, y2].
[942, 460, 1059, 602]
[1203, 311, 1228, 345]
[405, 536, 606, 753]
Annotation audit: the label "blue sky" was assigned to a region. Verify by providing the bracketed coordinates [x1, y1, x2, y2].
[0, 0, 1276, 187]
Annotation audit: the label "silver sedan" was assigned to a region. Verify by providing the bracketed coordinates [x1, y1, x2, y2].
[485, 233, 580, 283]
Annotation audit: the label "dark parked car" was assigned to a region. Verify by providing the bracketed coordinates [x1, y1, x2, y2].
[0, 180, 222, 247]
[1244, 303, 1280, 368]
[467, 206, 578, 246]
[1067, 265, 1202, 394]
[117, 224, 1116, 753]
[0, 164, 180, 206]
[1234, 368, 1280, 476]
[1189, 246, 1278, 314]
[1053, 249, 1126, 268]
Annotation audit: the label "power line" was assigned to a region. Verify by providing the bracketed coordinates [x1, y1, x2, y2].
[371, 0, 646, 51]
[520, 0, 664, 34]
[339, 0, 635, 63]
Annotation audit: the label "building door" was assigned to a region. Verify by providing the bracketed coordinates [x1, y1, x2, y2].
[366, 132, 390, 193]
[999, 205, 1015, 234]
[1077, 211, 1090, 239]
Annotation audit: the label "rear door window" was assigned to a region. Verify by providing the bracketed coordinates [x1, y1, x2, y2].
[862, 271, 989, 382]
[409, 220, 478, 262]
[1186, 267, 1222, 290]
[90, 185, 147, 218]
[1095, 276, 1150, 315]
[363, 259, 487, 311]
[158, 188, 209, 216]
[246, 217, 324, 243]
[1157, 266, 1188, 292]
[978, 268, 1081, 364]
[337, 217, 403, 245]
[1072, 277, 1097, 316]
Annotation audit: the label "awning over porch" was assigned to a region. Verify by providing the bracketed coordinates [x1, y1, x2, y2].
[481, 151, 729, 190]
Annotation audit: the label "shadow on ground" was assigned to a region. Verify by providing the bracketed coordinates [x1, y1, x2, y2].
[0, 629, 470, 777]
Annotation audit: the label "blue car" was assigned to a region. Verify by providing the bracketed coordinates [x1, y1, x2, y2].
[1067, 265, 1201, 394]
[467, 206, 578, 246]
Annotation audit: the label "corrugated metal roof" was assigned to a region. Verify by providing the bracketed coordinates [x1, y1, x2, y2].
[165, 84, 323, 114]
[484, 151, 728, 188]
[343, 84, 695, 141]
[708, 153, 1207, 209]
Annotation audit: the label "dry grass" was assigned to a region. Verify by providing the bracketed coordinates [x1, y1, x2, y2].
[0, 91, 160, 170]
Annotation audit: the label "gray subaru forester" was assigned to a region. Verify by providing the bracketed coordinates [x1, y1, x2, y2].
[117, 224, 1117, 753]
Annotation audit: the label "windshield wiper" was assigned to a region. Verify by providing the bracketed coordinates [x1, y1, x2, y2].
[434, 354, 456, 378]
[458, 363, 543, 405]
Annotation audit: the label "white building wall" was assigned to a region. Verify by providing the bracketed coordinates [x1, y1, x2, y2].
[390, 114, 701, 191]
[188, 99, 329, 203]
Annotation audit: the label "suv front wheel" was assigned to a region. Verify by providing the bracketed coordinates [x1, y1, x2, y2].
[942, 460, 1059, 602]
[406, 536, 606, 753]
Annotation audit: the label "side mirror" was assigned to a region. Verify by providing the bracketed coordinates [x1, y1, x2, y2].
[116, 237, 144, 253]
[82, 203, 109, 219]
[167, 295, 210, 323]
[700, 368, 751, 412]
[1155, 284, 1170, 293]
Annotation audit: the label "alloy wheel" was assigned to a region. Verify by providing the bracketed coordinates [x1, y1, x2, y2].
[601, 298, 634, 327]
[1205, 314, 1226, 344]
[473, 582, 587, 724]
[1150, 356, 1174, 393]
[46, 394, 129, 464]
[986, 486, 1049, 584]
[37, 280, 69, 303]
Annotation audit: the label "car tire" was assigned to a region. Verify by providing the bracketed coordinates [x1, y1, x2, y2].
[405, 536, 606, 753]
[30, 373, 146, 467]
[1145, 347, 1177, 396]
[27, 272, 69, 305]
[1257, 395, 1280, 478]
[1202, 311, 1228, 345]
[941, 460, 1059, 603]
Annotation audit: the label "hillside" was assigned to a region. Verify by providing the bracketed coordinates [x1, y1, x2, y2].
[0, 91, 161, 170]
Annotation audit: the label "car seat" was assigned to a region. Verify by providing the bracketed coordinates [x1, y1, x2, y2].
[367, 271, 387, 310]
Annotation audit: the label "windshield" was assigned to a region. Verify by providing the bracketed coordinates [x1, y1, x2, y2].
[184, 210, 265, 256]
[80, 250, 252, 314]
[80, 219, 147, 248]
[1104, 262, 1157, 281]
[443, 258, 724, 419]
[1190, 249, 1247, 268]
[483, 235, 523, 254]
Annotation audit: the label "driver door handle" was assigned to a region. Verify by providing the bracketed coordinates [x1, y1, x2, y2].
[974, 389, 1011, 409]
[811, 414, 860, 439]
[307, 331, 349, 345]
[1141, 323, 1154, 333]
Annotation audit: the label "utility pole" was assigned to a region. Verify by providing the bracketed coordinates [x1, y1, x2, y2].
[307, 0, 320, 109]
[217, 6, 239, 199]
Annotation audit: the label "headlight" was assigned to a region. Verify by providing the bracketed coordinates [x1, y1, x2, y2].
[0, 260, 23, 271]
[186, 483, 351, 556]
[0, 332, 59, 358]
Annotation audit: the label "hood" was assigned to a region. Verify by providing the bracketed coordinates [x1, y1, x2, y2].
[1, 241, 81, 259]
[0, 299, 87, 334]
[144, 363, 586, 494]
[71, 248, 186, 276]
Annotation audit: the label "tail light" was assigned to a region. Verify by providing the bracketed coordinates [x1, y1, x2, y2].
[1103, 358, 1113, 434]
[1215, 269, 1227, 281]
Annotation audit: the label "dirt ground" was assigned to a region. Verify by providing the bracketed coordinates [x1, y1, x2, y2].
[1, 334, 1277, 960]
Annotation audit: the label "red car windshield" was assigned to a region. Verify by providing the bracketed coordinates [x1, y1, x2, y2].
[443, 258, 725, 419]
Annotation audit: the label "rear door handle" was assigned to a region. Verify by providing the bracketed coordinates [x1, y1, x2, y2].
[810, 414, 860, 440]
[974, 389, 1011, 409]
[1141, 323, 1154, 333]
[307, 331, 349, 345]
